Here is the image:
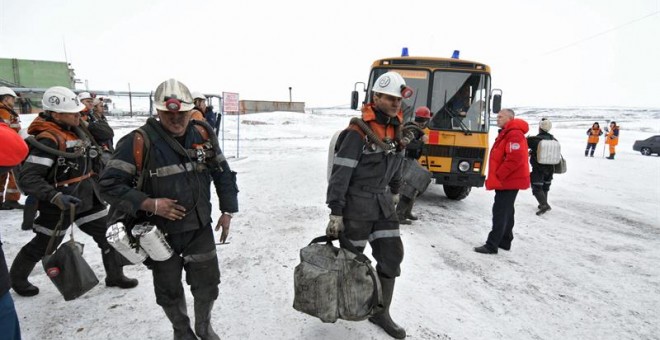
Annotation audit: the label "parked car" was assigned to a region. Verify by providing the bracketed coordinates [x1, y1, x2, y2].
[633, 135, 660, 156]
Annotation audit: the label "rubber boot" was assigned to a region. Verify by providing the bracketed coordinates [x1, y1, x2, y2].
[9, 250, 40, 297]
[396, 197, 412, 225]
[590, 150, 595, 157]
[533, 190, 551, 216]
[606, 153, 615, 160]
[584, 149, 589, 157]
[162, 298, 197, 340]
[2, 201, 24, 210]
[21, 196, 38, 231]
[194, 300, 221, 340]
[404, 196, 418, 221]
[102, 249, 138, 289]
[369, 276, 406, 339]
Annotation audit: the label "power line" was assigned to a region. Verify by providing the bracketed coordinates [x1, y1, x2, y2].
[536, 10, 659, 58]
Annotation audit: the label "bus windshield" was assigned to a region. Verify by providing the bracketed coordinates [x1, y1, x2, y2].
[428, 71, 490, 133]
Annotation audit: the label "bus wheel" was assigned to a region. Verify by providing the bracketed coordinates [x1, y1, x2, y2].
[443, 185, 471, 200]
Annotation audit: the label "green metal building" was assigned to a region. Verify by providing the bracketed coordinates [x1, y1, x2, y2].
[0, 58, 76, 113]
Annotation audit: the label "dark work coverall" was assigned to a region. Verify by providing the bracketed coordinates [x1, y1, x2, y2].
[99, 119, 238, 336]
[327, 105, 404, 278]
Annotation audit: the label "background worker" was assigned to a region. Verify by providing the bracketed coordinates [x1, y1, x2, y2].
[190, 92, 208, 122]
[396, 106, 431, 225]
[0, 86, 24, 210]
[527, 118, 559, 215]
[585, 122, 603, 157]
[326, 71, 407, 339]
[605, 121, 619, 159]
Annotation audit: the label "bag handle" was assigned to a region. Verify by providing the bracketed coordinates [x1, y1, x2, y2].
[44, 204, 77, 256]
[308, 234, 371, 263]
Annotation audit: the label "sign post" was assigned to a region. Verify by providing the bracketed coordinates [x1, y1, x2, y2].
[222, 92, 240, 158]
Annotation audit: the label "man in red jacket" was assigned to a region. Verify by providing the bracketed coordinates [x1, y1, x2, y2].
[475, 108, 530, 254]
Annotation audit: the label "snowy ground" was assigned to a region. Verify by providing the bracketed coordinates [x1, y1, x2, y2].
[2, 107, 659, 340]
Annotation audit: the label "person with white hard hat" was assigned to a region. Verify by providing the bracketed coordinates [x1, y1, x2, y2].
[326, 71, 410, 339]
[99, 79, 238, 340]
[0, 86, 25, 210]
[10, 86, 138, 298]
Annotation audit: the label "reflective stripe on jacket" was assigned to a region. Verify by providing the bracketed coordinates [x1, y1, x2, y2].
[327, 105, 403, 220]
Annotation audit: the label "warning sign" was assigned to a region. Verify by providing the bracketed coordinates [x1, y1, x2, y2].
[223, 92, 239, 112]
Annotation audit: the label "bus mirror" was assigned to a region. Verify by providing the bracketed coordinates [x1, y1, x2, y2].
[492, 94, 501, 113]
[351, 90, 359, 110]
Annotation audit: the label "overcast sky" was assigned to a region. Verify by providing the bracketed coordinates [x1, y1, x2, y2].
[1, 0, 658, 109]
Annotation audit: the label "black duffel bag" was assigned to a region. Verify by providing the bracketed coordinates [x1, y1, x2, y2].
[293, 234, 383, 323]
[41, 206, 99, 301]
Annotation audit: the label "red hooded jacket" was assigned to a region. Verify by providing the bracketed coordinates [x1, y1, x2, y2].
[485, 118, 530, 190]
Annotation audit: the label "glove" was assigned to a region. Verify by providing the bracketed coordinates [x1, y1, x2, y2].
[50, 192, 82, 210]
[392, 193, 400, 206]
[326, 215, 344, 238]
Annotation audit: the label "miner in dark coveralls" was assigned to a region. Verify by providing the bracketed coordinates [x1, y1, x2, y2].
[99, 79, 238, 340]
[326, 71, 408, 339]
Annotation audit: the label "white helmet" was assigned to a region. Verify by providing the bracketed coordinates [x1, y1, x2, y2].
[191, 92, 206, 101]
[154, 79, 195, 112]
[0, 86, 17, 98]
[42, 86, 85, 113]
[372, 71, 409, 98]
[77, 92, 93, 101]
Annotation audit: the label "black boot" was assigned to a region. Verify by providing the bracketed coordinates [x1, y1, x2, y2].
[21, 196, 38, 231]
[2, 201, 24, 210]
[396, 197, 412, 225]
[194, 300, 220, 340]
[10, 250, 39, 297]
[162, 298, 198, 340]
[369, 276, 406, 339]
[102, 249, 138, 289]
[404, 196, 418, 221]
[606, 153, 615, 160]
[533, 190, 551, 216]
[585, 150, 589, 157]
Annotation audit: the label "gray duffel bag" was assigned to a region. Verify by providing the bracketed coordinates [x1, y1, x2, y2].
[293, 235, 383, 323]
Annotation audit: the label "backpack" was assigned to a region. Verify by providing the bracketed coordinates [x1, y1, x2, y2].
[536, 139, 562, 165]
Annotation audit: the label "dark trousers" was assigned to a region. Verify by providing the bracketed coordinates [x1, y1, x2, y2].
[486, 190, 519, 251]
[18, 205, 111, 263]
[150, 226, 220, 307]
[530, 167, 553, 193]
[341, 217, 404, 279]
[585, 143, 597, 156]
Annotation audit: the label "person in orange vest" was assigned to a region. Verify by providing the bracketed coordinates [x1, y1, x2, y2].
[190, 92, 207, 122]
[585, 122, 603, 157]
[10, 86, 138, 298]
[605, 121, 619, 159]
[0, 86, 25, 210]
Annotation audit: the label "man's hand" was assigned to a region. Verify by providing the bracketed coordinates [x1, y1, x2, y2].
[392, 193, 400, 206]
[50, 192, 81, 210]
[326, 215, 344, 238]
[215, 213, 232, 243]
[141, 198, 186, 221]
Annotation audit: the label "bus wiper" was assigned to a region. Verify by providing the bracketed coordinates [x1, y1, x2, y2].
[443, 107, 472, 135]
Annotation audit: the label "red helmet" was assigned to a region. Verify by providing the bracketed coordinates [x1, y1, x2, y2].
[415, 106, 431, 119]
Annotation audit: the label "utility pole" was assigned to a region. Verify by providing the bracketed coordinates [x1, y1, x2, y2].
[289, 87, 292, 102]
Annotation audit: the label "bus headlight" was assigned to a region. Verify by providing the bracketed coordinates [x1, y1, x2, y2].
[458, 161, 471, 172]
